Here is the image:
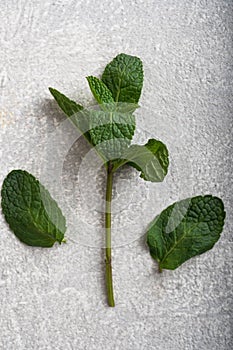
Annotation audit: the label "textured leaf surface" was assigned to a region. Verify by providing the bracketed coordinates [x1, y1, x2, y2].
[49, 87, 83, 116]
[86, 76, 114, 105]
[1, 170, 66, 247]
[113, 139, 169, 182]
[89, 110, 135, 160]
[147, 195, 225, 270]
[102, 53, 143, 103]
[49, 87, 91, 142]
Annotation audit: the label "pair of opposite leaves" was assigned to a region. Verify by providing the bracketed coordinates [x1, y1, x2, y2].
[1, 53, 225, 271]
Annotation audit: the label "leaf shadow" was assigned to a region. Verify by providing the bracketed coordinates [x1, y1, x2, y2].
[41, 98, 68, 126]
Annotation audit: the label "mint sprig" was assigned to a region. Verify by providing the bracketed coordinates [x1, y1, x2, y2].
[49, 53, 169, 306]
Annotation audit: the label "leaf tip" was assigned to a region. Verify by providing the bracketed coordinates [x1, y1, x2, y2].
[48, 87, 56, 96]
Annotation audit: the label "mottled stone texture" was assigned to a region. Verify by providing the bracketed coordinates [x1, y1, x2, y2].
[0, 1, 232, 349]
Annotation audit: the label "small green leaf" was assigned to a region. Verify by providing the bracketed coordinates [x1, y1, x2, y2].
[147, 195, 225, 270]
[102, 53, 143, 103]
[86, 76, 114, 105]
[49, 87, 83, 116]
[113, 139, 169, 182]
[49, 87, 91, 143]
[1, 170, 66, 247]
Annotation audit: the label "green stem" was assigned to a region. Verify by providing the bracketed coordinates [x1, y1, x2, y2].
[105, 162, 115, 307]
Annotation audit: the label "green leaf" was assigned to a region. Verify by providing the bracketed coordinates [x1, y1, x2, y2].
[89, 110, 135, 160]
[112, 139, 169, 182]
[1, 170, 66, 247]
[147, 195, 225, 270]
[49, 87, 83, 116]
[49, 87, 91, 143]
[86, 76, 114, 105]
[102, 53, 143, 103]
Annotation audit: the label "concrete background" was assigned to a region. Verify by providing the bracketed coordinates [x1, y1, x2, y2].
[0, 0, 232, 349]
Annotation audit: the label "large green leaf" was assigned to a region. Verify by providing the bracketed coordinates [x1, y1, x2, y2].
[147, 195, 225, 270]
[112, 139, 169, 182]
[1, 170, 66, 247]
[102, 53, 143, 103]
[88, 110, 135, 161]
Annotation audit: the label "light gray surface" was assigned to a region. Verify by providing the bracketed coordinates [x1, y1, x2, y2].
[0, 1, 232, 349]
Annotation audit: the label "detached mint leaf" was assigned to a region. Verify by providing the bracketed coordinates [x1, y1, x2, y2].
[113, 139, 169, 182]
[86, 76, 114, 105]
[102, 53, 143, 103]
[147, 195, 225, 270]
[1, 170, 66, 247]
[49, 87, 91, 143]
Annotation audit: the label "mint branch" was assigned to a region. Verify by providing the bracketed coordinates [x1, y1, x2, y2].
[48, 53, 169, 306]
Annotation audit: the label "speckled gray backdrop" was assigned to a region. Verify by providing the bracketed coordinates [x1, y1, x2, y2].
[0, 1, 232, 349]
